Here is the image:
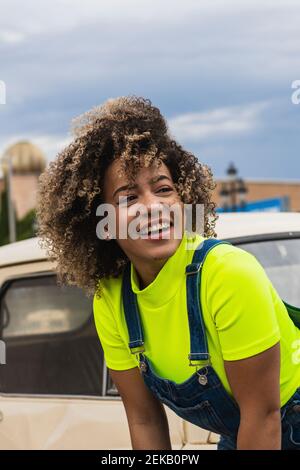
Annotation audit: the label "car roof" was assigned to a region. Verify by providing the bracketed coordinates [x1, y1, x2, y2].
[214, 211, 300, 240]
[0, 212, 300, 267]
[0, 236, 47, 267]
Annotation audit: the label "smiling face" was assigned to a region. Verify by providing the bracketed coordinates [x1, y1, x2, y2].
[103, 158, 185, 269]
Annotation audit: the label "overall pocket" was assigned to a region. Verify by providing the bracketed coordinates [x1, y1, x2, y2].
[155, 393, 231, 436]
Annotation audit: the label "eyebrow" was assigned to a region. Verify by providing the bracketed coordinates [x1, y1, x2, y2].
[112, 175, 172, 199]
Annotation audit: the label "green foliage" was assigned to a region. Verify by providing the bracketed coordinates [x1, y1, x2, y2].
[17, 208, 37, 242]
[0, 186, 37, 247]
[0, 186, 9, 246]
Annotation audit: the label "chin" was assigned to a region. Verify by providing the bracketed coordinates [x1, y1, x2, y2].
[141, 237, 181, 260]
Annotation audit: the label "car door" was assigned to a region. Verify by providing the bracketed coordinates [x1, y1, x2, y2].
[0, 266, 184, 449]
[0, 269, 131, 449]
[234, 234, 300, 308]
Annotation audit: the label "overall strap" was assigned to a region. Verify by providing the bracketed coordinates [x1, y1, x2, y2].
[185, 238, 232, 367]
[122, 262, 146, 356]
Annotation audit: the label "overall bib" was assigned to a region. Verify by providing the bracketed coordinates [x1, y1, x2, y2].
[122, 238, 300, 450]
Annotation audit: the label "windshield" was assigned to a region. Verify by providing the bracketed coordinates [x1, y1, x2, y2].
[238, 238, 300, 307]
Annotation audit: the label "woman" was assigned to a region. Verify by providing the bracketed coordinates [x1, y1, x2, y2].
[37, 96, 300, 450]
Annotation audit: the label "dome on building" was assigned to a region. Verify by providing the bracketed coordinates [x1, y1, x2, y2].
[1, 140, 46, 175]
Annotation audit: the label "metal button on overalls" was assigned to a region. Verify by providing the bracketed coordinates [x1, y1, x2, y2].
[139, 362, 147, 372]
[197, 372, 208, 386]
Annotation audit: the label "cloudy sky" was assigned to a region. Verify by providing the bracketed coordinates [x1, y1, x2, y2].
[0, 0, 299, 180]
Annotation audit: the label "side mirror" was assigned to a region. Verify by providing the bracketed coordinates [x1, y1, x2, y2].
[0, 284, 8, 365]
[0, 282, 10, 340]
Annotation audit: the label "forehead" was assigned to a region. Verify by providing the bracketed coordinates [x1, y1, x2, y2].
[105, 159, 172, 188]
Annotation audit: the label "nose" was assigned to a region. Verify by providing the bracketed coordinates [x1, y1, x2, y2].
[140, 187, 160, 210]
[137, 189, 166, 219]
[131, 189, 174, 232]
[136, 203, 171, 233]
[141, 191, 163, 212]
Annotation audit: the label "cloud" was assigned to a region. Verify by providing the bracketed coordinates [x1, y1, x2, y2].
[168, 101, 270, 142]
[30, 135, 72, 159]
[0, 0, 299, 179]
[0, 30, 25, 44]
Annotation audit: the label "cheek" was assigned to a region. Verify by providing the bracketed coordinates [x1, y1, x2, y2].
[167, 191, 183, 208]
[114, 208, 135, 238]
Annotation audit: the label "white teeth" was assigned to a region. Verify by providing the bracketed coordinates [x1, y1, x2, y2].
[140, 222, 170, 235]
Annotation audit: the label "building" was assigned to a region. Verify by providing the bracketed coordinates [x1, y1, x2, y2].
[213, 178, 300, 212]
[0, 141, 46, 220]
[0, 145, 299, 219]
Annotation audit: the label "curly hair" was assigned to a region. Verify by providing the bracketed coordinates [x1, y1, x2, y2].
[36, 95, 218, 299]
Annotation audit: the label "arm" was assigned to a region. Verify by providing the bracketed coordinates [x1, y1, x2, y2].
[109, 366, 172, 450]
[93, 291, 171, 449]
[205, 248, 283, 449]
[224, 342, 281, 450]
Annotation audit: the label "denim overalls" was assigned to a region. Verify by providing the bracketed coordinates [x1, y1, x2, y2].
[122, 238, 300, 450]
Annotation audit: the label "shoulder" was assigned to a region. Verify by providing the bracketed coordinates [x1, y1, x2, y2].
[201, 240, 275, 316]
[93, 272, 124, 316]
[201, 241, 272, 303]
[202, 241, 264, 278]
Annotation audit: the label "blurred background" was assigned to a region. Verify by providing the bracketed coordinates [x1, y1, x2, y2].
[1, 0, 300, 246]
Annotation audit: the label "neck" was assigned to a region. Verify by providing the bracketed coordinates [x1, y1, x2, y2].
[132, 257, 167, 289]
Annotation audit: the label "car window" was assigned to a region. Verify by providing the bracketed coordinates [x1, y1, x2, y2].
[239, 238, 300, 306]
[0, 274, 105, 396]
[1, 276, 91, 338]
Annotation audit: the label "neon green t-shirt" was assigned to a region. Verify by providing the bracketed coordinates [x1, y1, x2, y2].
[93, 231, 300, 407]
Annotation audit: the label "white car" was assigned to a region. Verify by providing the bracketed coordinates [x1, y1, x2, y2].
[0, 212, 299, 450]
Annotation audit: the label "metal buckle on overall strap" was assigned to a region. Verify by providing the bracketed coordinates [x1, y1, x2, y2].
[188, 352, 211, 366]
[130, 345, 145, 355]
[130, 345, 147, 372]
[188, 353, 211, 386]
[185, 262, 203, 275]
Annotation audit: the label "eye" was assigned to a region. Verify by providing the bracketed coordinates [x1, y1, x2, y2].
[117, 195, 137, 206]
[157, 187, 172, 193]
